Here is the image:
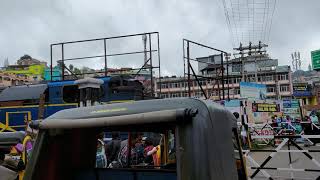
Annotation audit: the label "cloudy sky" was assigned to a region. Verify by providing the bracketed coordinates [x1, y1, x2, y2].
[1, 0, 320, 76]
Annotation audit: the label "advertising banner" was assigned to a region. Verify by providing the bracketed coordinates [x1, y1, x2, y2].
[283, 99, 299, 108]
[246, 100, 283, 124]
[252, 103, 280, 112]
[293, 83, 312, 97]
[240, 82, 267, 100]
[224, 100, 241, 120]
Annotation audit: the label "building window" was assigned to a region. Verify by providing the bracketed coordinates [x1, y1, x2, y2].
[235, 78, 242, 83]
[195, 91, 204, 97]
[232, 64, 241, 72]
[171, 82, 180, 88]
[234, 88, 240, 95]
[267, 86, 275, 93]
[265, 75, 273, 82]
[278, 74, 288, 81]
[280, 85, 289, 92]
[161, 83, 168, 89]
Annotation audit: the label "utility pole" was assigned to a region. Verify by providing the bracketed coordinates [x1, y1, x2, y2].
[233, 42, 268, 82]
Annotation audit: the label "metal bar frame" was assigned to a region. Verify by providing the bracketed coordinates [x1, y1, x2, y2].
[182, 39, 230, 100]
[50, 32, 161, 98]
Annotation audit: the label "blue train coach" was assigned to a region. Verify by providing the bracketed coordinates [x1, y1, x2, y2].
[0, 76, 144, 132]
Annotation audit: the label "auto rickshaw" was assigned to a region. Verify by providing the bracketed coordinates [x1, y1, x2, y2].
[24, 98, 247, 180]
[0, 131, 32, 180]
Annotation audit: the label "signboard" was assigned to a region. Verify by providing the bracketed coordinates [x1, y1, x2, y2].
[252, 103, 280, 112]
[283, 100, 299, 108]
[311, 49, 320, 70]
[240, 82, 267, 100]
[293, 83, 312, 97]
[224, 100, 241, 120]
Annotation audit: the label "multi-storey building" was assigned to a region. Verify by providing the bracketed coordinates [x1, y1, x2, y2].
[155, 54, 293, 100]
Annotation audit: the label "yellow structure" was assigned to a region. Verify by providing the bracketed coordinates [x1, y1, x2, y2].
[5, 64, 45, 78]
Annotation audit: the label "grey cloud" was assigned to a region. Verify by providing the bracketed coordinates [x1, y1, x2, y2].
[1, 0, 319, 76]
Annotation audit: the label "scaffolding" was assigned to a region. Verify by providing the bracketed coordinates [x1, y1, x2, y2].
[50, 32, 161, 97]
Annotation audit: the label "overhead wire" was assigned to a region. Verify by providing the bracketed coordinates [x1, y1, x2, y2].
[267, 0, 277, 45]
[221, 0, 236, 48]
[220, 0, 277, 47]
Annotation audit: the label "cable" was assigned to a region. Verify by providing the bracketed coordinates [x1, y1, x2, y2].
[221, 0, 236, 47]
[220, 0, 277, 47]
[267, 0, 277, 45]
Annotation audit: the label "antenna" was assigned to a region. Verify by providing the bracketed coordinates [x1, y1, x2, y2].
[291, 51, 301, 71]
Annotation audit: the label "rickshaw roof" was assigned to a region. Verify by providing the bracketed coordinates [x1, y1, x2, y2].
[46, 98, 237, 128]
[0, 132, 25, 145]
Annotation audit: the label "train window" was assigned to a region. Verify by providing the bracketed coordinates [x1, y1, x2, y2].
[63, 85, 79, 103]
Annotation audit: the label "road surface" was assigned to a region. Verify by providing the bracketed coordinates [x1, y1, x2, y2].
[246, 144, 320, 180]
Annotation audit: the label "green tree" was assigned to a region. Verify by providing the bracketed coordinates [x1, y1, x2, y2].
[81, 66, 94, 73]
[74, 67, 81, 74]
[69, 64, 74, 71]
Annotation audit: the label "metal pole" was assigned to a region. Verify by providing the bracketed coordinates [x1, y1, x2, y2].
[190, 65, 207, 99]
[288, 140, 294, 179]
[61, 43, 65, 81]
[233, 128, 248, 180]
[221, 53, 225, 100]
[217, 67, 221, 100]
[104, 39, 107, 76]
[183, 40, 186, 94]
[226, 53, 230, 100]
[50, 45, 53, 81]
[149, 33, 153, 96]
[187, 41, 191, 97]
[127, 132, 131, 168]
[157, 33, 161, 97]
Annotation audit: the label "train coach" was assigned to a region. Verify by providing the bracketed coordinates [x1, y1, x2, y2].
[0, 76, 144, 132]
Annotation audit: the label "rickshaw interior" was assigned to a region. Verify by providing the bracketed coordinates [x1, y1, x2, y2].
[29, 125, 177, 180]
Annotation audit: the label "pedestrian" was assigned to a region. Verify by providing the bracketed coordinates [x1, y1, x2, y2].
[240, 125, 247, 148]
[105, 132, 121, 165]
[310, 114, 319, 125]
[96, 132, 107, 168]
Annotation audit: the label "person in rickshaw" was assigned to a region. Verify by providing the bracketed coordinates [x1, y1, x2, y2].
[118, 132, 145, 167]
[96, 132, 107, 168]
[143, 137, 159, 166]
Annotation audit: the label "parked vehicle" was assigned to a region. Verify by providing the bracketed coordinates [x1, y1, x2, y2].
[24, 98, 246, 180]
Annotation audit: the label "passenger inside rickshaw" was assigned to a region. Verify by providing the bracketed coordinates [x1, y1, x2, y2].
[32, 125, 177, 180]
[97, 130, 176, 170]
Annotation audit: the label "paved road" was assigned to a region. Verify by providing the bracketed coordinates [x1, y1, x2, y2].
[246, 144, 320, 180]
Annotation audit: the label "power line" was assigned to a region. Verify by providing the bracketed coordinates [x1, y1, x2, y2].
[220, 0, 277, 47]
[267, 0, 277, 45]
